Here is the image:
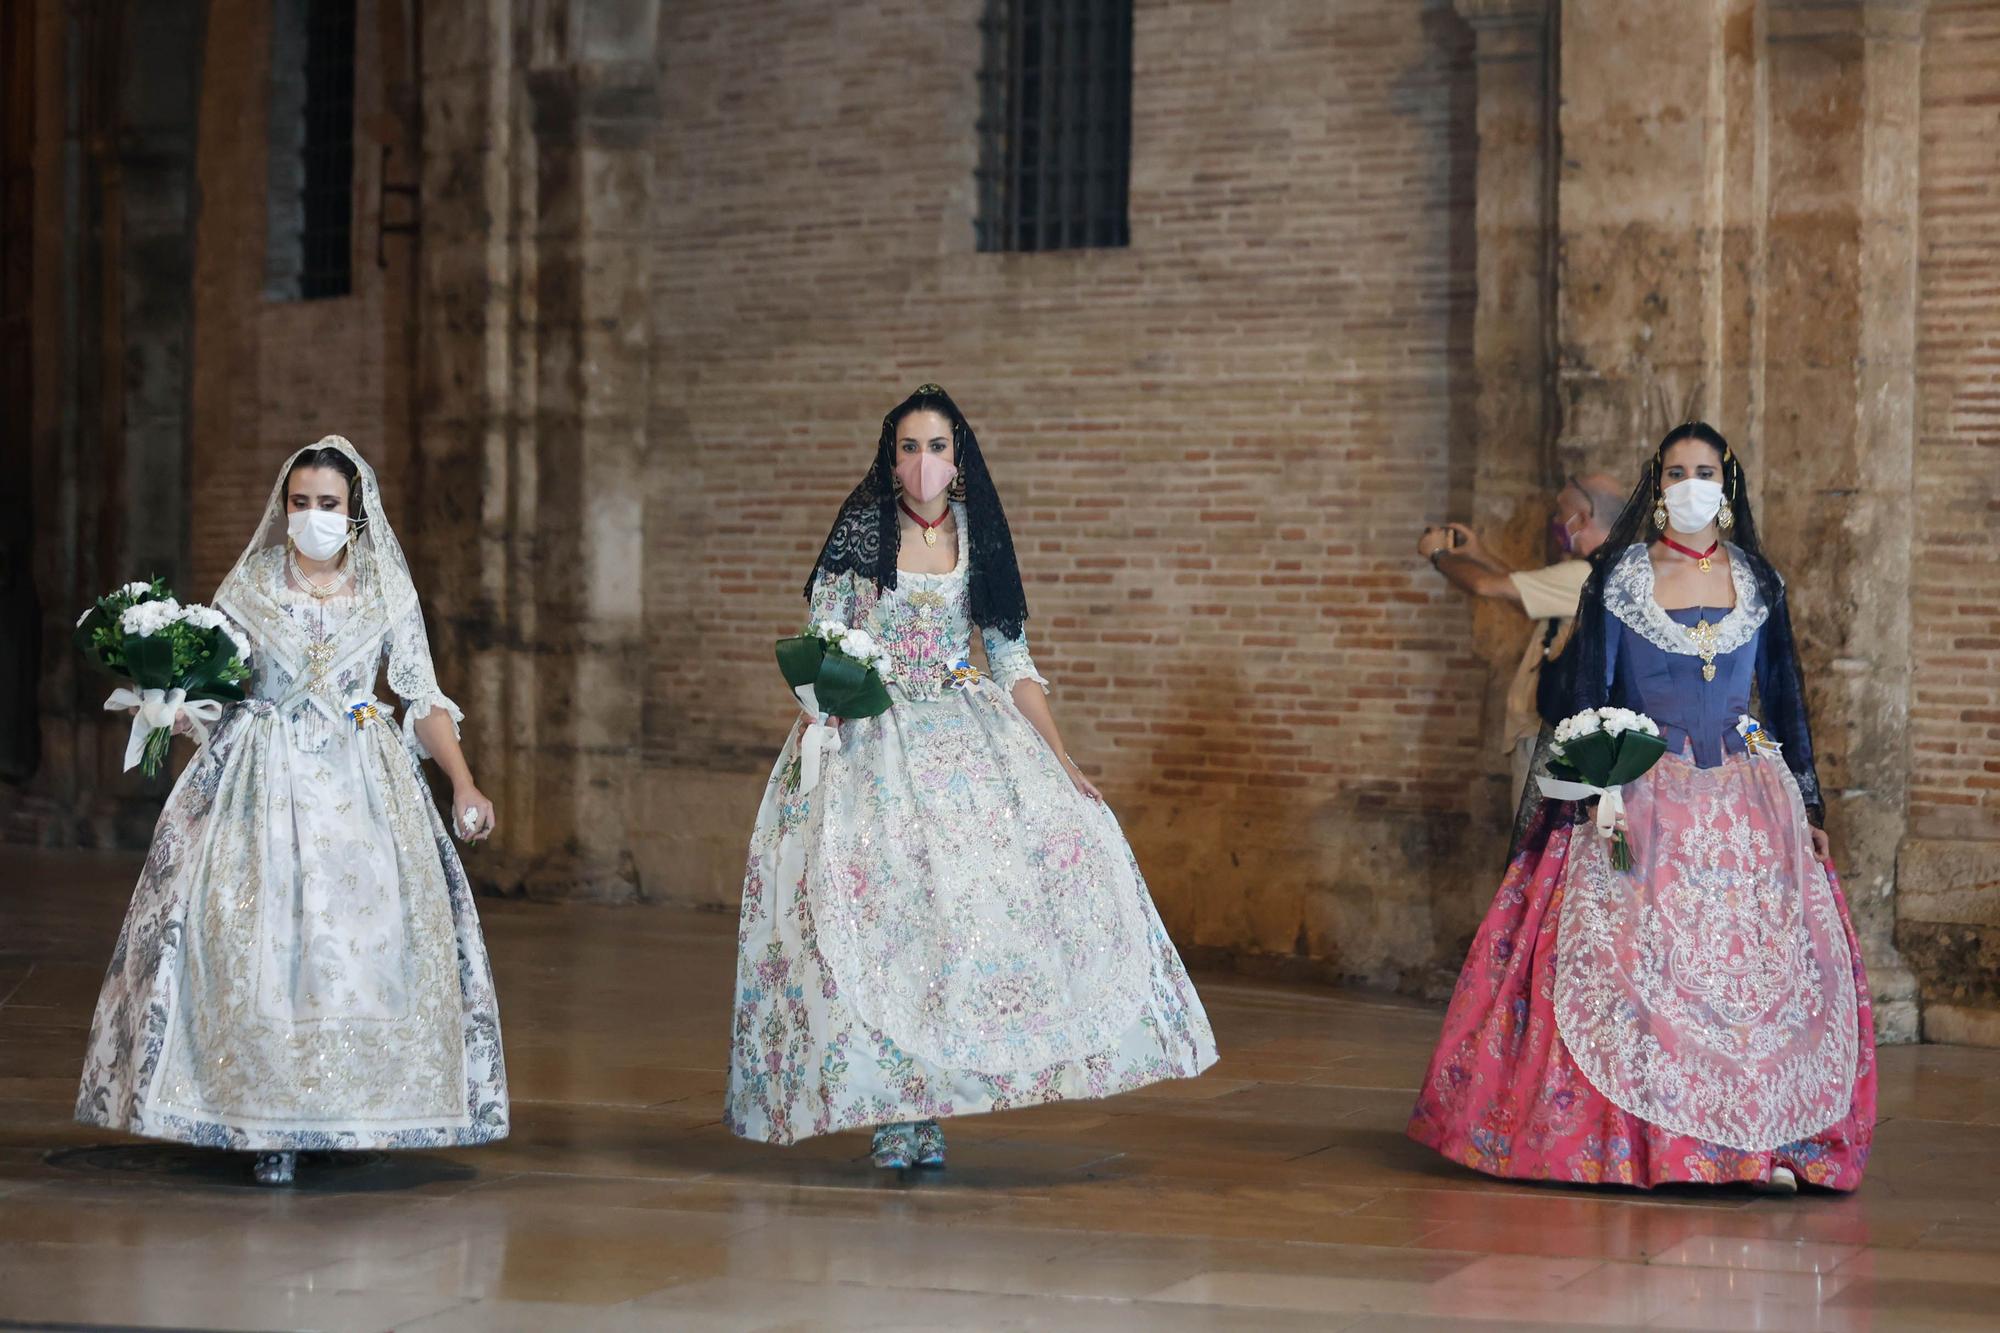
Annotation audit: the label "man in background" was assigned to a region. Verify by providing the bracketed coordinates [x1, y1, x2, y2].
[1417, 474, 1626, 798]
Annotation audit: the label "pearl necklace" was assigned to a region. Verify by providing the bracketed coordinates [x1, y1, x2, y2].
[288, 548, 350, 600]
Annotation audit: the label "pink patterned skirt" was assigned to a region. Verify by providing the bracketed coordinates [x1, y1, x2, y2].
[1407, 756, 1876, 1190]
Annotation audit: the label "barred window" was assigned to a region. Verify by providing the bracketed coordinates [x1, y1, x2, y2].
[265, 0, 355, 301]
[976, 0, 1133, 253]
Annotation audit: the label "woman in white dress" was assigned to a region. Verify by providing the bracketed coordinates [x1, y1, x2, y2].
[725, 385, 1216, 1169]
[76, 437, 509, 1185]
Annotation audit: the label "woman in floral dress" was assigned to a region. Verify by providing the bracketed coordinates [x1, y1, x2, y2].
[76, 438, 508, 1186]
[1407, 423, 1875, 1193]
[725, 385, 1216, 1169]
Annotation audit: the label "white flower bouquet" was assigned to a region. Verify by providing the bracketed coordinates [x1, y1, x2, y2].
[774, 621, 896, 796]
[777, 620, 896, 714]
[73, 577, 252, 776]
[1540, 706, 1668, 871]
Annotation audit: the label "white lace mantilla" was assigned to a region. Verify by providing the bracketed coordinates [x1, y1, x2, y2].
[1603, 542, 1768, 658]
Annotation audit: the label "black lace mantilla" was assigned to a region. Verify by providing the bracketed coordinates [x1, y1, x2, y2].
[804, 385, 1029, 641]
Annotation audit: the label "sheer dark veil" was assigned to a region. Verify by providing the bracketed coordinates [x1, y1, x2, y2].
[804, 384, 1029, 640]
[1518, 422, 1825, 856]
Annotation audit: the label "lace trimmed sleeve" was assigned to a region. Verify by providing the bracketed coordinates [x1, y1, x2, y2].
[981, 623, 1049, 694]
[385, 599, 464, 761]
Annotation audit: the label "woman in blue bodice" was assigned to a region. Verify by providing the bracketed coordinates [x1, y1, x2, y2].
[1410, 423, 1874, 1194]
[1588, 433, 1826, 858]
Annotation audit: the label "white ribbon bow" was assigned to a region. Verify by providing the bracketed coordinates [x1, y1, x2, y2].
[792, 684, 842, 796]
[1537, 775, 1626, 841]
[103, 686, 225, 772]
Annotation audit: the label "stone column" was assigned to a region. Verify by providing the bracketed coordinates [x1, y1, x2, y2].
[1548, 0, 1920, 1040]
[413, 0, 524, 886]
[516, 1, 657, 900]
[415, 0, 653, 902]
[1763, 0, 1923, 1042]
[1554, 0, 1764, 476]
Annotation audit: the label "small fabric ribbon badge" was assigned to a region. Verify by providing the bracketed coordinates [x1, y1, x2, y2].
[792, 683, 842, 797]
[947, 659, 983, 691]
[1737, 714, 1783, 757]
[350, 701, 379, 729]
[102, 686, 224, 772]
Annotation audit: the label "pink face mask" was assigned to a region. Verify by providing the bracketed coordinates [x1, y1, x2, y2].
[896, 451, 958, 504]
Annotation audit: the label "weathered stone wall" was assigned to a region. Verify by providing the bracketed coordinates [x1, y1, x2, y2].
[405, 0, 659, 904]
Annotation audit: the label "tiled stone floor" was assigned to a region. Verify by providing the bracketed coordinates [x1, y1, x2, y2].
[2, 849, 1997, 1330]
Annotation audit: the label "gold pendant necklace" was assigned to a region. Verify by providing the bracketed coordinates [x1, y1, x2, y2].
[898, 498, 947, 549]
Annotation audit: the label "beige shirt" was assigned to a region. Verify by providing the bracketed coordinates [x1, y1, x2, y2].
[1503, 559, 1593, 749]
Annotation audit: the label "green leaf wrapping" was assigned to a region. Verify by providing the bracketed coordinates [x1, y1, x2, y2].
[71, 606, 106, 655]
[775, 635, 827, 689]
[773, 636, 892, 720]
[121, 634, 176, 690]
[1605, 731, 1669, 786]
[1550, 728, 1617, 785]
[814, 649, 892, 719]
[1549, 726, 1667, 789]
[179, 631, 248, 702]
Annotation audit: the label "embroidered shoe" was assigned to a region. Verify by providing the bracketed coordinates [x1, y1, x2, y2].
[871, 1123, 916, 1170]
[252, 1151, 297, 1187]
[913, 1119, 946, 1168]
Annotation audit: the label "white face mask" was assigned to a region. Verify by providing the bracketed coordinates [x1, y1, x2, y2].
[288, 509, 354, 561]
[1663, 477, 1724, 535]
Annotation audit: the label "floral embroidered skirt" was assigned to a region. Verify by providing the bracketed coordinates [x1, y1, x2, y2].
[1408, 754, 1875, 1190]
[726, 680, 1216, 1145]
[75, 706, 509, 1151]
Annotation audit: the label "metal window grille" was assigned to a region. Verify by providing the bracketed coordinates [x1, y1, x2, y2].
[976, 0, 1132, 253]
[267, 0, 354, 301]
[298, 0, 355, 299]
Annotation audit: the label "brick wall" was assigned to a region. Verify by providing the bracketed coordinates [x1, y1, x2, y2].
[1893, 0, 2000, 1045]
[647, 0, 1487, 988]
[1911, 0, 2000, 842]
